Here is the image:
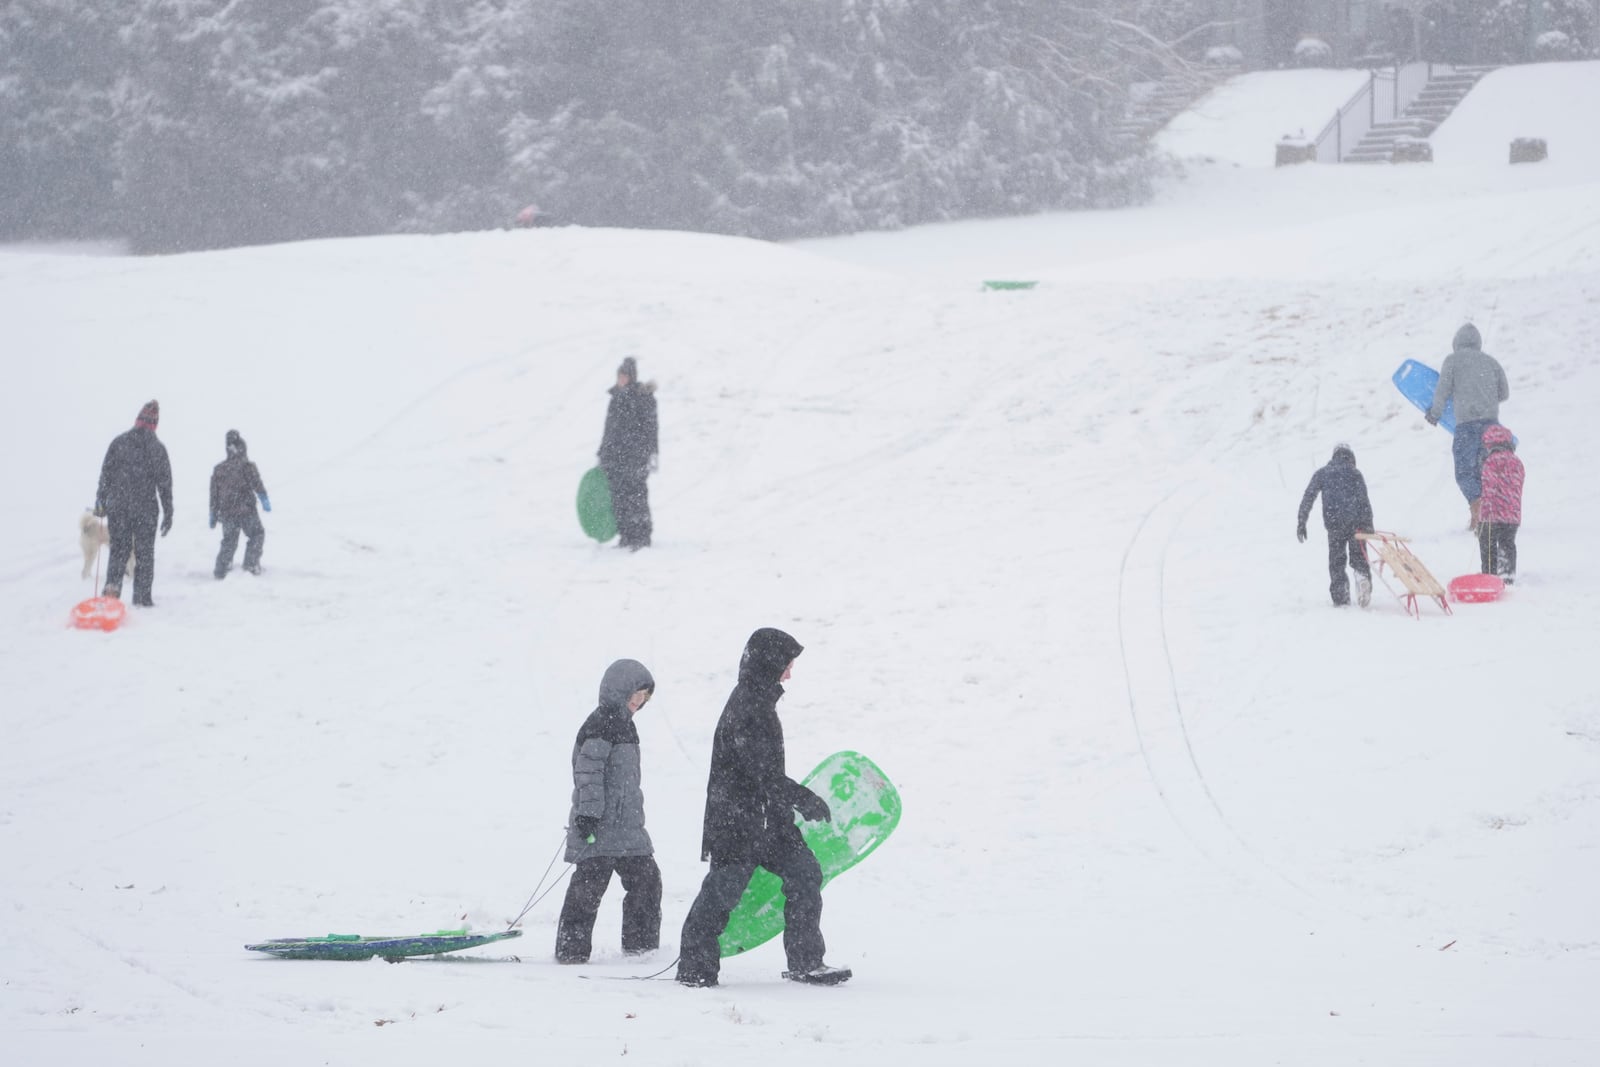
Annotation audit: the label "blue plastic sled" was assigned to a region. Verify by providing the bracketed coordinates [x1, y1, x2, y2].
[246, 928, 521, 960]
[1393, 359, 1455, 433]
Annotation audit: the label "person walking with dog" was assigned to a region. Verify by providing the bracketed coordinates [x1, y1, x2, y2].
[675, 627, 849, 988]
[94, 400, 173, 607]
[210, 429, 271, 579]
[1426, 323, 1509, 530]
[554, 658, 662, 964]
[597, 356, 658, 551]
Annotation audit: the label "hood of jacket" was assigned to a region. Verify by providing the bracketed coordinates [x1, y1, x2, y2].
[597, 658, 655, 710]
[1481, 423, 1515, 451]
[737, 627, 803, 686]
[1453, 323, 1482, 352]
[1330, 444, 1356, 468]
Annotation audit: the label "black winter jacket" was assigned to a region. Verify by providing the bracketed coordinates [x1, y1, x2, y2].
[210, 452, 268, 521]
[598, 382, 658, 474]
[699, 628, 810, 863]
[1298, 446, 1374, 534]
[97, 428, 173, 520]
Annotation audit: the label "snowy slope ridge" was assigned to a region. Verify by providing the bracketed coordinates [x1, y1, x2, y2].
[3, 65, 1600, 1066]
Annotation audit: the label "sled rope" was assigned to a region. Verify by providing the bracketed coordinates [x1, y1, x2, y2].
[505, 833, 576, 930]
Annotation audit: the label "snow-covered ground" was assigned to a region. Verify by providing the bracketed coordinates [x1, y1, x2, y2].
[3, 62, 1599, 1066]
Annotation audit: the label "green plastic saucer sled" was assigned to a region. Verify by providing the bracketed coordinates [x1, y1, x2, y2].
[719, 750, 902, 957]
[577, 466, 617, 542]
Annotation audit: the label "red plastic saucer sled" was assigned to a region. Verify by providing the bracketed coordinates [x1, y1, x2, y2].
[1448, 574, 1505, 604]
[71, 596, 127, 631]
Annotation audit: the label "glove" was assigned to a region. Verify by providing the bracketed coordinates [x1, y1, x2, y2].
[1296, 526, 1307, 544]
[1424, 411, 1440, 426]
[795, 790, 831, 823]
[209, 511, 218, 529]
[573, 815, 600, 842]
[258, 492, 271, 512]
[160, 512, 172, 537]
[93, 502, 106, 519]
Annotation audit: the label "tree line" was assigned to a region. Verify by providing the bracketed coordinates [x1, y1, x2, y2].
[3, 1, 1219, 254]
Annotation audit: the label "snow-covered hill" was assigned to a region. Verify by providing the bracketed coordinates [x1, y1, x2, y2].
[3, 63, 1599, 1067]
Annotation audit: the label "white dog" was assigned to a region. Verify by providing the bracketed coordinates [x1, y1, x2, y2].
[79, 510, 135, 582]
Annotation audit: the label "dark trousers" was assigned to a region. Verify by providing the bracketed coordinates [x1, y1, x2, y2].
[1452, 419, 1494, 502]
[555, 855, 662, 963]
[1326, 528, 1372, 605]
[1478, 521, 1518, 580]
[215, 510, 265, 577]
[678, 827, 824, 981]
[606, 466, 652, 547]
[106, 509, 157, 604]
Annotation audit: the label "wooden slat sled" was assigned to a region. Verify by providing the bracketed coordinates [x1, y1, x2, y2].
[1356, 531, 1451, 618]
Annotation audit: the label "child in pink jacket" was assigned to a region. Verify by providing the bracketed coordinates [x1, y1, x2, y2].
[1477, 424, 1523, 583]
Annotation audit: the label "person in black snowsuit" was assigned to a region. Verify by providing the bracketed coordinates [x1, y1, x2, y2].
[554, 659, 662, 964]
[675, 628, 847, 988]
[597, 357, 658, 551]
[1297, 443, 1376, 607]
[209, 430, 271, 579]
[95, 400, 173, 607]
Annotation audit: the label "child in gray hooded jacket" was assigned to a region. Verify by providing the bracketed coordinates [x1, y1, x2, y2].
[554, 659, 662, 963]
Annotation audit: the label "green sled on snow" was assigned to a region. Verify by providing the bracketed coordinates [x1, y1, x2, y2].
[718, 750, 902, 958]
[245, 928, 521, 961]
[577, 466, 617, 542]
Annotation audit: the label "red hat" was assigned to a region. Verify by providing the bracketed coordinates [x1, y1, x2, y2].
[135, 400, 160, 431]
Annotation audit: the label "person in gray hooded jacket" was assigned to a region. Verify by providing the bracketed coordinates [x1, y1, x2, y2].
[1427, 323, 1509, 527]
[554, 659, 661, 963]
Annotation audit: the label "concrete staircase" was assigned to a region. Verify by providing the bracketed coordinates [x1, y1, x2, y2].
[1110, 67, 1235, 153]
[1344, 65, 1496, 163]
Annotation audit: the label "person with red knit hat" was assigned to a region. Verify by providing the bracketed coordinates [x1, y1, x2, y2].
[94, 400, 173, 607]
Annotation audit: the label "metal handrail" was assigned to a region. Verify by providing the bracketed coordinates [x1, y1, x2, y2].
[1313, 72, 1377, 163]
[1312, 62, 1437, 163]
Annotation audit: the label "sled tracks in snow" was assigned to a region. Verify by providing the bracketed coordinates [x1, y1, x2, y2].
[1115, 479, 1309, 904]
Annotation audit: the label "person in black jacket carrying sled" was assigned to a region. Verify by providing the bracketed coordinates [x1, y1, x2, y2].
[675, 628, 849, 988]
[1297, 443, 1376, 607]
[210, 430, 271, 578]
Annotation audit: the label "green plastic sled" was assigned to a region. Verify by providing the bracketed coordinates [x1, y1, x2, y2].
[246, 928, 521, 961]
[577, 467, 617, 542]
[718, 750, 901, 958]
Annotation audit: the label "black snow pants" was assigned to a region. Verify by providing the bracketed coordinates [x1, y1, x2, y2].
[215, 510, 265, 577]
[554, 855, 662, 963]
[106, 507, 158, 605]
[605, 465, 652, 548]
[1326, 526, 1372, 605]
[1478, 522, 1518, 581]
[677, 825, 824, 982]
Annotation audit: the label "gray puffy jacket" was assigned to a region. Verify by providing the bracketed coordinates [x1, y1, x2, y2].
[564, 659, 655, 861]
[1429, 324, 1509, 425]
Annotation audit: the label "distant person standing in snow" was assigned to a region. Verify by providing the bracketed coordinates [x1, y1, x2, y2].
[1297, 444, 1376, 608]
[209, 430, 271, 579]
[676, 628, 848, 988]
[1426, 323, 1509, 529]
[597, 356, 658, 551]
[94, 400, 173, 607]
[555, 659, 662, 964]
[1476, 424, 1524, 584]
